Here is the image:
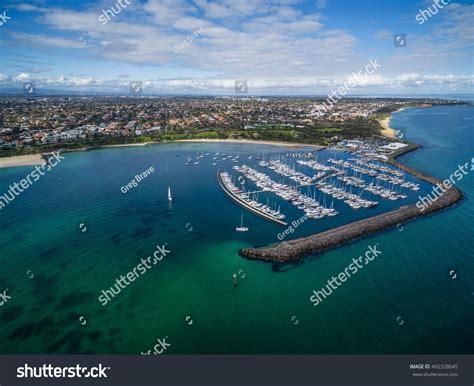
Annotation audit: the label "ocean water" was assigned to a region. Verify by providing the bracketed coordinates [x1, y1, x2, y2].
[0, 105, 472, 354]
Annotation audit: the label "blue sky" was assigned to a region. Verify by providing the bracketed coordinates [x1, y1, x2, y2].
[0, 0, 473, 94]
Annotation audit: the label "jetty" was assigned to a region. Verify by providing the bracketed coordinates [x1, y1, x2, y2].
[217, 170, 288, 226]
[40, 152, 55, 162]
[239, 145, 464, 263]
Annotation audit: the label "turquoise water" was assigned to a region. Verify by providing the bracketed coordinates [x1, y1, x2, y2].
[0, 105, 473, 354]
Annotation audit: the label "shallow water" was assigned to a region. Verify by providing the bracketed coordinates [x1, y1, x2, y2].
[0, 105, 472, 354]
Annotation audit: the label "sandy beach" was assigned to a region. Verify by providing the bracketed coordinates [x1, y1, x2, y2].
[0, 154, 45, 169]
[102, 142, 155, 148]
[174, 138, 325, 149]
[378, 117, 396, 138]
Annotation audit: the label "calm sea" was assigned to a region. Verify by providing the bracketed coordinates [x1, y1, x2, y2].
[0, 105, 472, 354]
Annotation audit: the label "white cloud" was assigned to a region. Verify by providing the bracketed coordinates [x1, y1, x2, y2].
[11, 32, 87, 49]
[315, 0, 327, 10]
[2, 72, 472, 93]
[4, 0, 472, 94]
[20, 0, 353, 79]
[373, 30, 392, 40]
[13, 73, 30, 81]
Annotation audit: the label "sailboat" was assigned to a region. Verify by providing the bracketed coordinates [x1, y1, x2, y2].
[168, 187, 172, 202]
[236, 214, 249, 232]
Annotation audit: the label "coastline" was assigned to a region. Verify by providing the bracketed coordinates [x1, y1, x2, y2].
[0, 143, 155, 169]
[0, 154, 45, 169]
[377, 104, 433, 139]
[239, 143, 464, 263]
[174, 139, 325, 149]
[0, 139, 324, 169]
[377, 116, 396, 138]
[102, 142, 154, 148]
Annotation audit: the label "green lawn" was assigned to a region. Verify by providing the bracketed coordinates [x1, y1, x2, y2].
[316, 127, 343, 133]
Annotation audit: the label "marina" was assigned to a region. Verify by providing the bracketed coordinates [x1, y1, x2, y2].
[232, 164, 338, 220]
[239, 140, 465, 263]
[216, 148, 422, 222]
[217, 170, 288, 226]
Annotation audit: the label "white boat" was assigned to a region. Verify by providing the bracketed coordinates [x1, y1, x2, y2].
[168, 187, 172, 202]
[236, 214, 249, 232]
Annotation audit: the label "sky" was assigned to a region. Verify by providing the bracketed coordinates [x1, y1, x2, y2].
[0, 0, 473, 95]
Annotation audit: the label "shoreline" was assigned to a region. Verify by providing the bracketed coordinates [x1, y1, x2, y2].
[0, 143, 156, 169]
[377, 104, 433, 139]
[239, 143, 464, 263]
[174, 139, 326, 149]
[0, 139, 325, 169]
[377, 116, 397, 138]
[0, 154, 45, 169]
[101, 142, 155, 148]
